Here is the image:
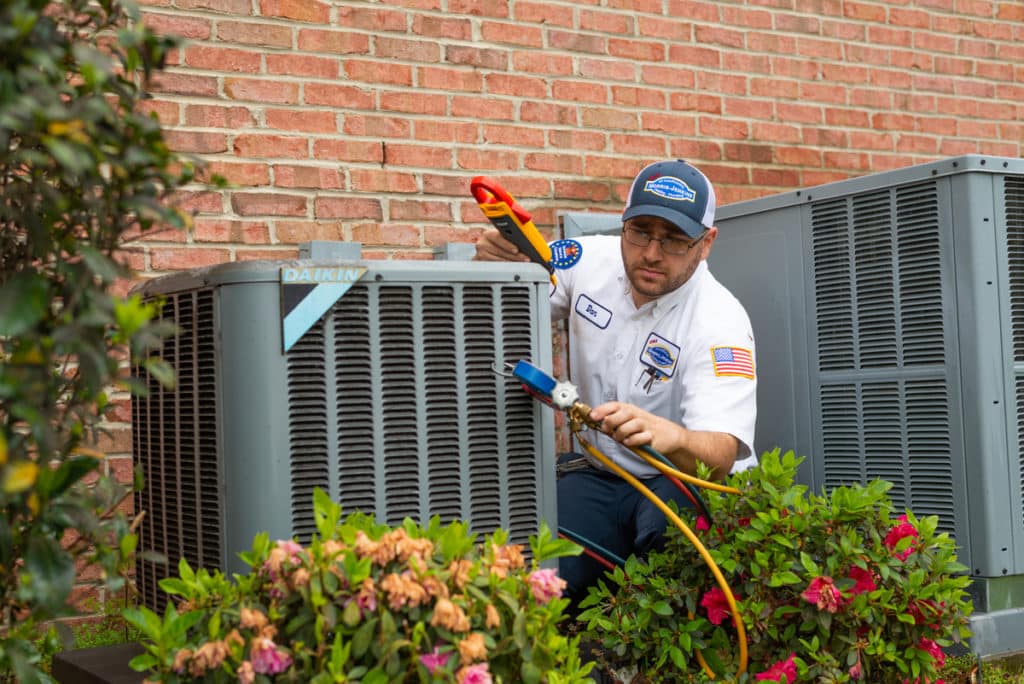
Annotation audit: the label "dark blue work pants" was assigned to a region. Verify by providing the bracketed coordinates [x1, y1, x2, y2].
[557, 454, 694, 609]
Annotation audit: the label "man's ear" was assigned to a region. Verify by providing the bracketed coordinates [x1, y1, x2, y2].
[701, 226, 719, 257]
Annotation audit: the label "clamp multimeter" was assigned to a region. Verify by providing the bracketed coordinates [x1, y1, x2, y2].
[471, 176, 556, 285]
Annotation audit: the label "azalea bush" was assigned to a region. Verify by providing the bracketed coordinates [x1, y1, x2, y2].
[577, 449, 973, 683]
[126, 490, 594, 683]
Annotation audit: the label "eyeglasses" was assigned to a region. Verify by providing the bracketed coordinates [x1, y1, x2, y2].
[622, 226, 708, 255]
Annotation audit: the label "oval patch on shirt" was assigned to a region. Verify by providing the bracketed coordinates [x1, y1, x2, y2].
[550, 239, 582, 269]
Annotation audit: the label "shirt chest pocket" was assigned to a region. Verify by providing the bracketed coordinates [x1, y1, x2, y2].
[626, 363, 677, 408]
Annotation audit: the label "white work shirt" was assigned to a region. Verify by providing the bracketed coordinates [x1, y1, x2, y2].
[549, 235, 757, 478]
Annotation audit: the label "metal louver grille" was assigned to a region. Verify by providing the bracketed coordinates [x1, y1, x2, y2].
[1006, 175, 1024, 527]
[287, 318, 329, 535]
[812, 182, 943, 372]
[812, 181, 955, 535]
[133, 290, 220, 612]
[286, 282, 541, 549]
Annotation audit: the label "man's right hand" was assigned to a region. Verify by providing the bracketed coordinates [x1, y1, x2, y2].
[473, 228, 531, 262]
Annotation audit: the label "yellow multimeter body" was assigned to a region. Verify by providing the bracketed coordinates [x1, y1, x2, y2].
[471, 176, 556, 285]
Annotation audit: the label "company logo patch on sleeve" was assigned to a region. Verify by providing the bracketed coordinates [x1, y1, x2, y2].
[710, 346, 755, 379]
[549, 239, 582, 269]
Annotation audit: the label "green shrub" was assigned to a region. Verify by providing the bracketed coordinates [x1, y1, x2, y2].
[577, 449, 973, 683]
[126, 490, 593, 683]
[0, 0, 189, 680]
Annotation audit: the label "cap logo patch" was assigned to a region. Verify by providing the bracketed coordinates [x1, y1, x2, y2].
[643, 176, 696, 203]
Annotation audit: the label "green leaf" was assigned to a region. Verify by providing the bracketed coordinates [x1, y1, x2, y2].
[513, 607, 527, 649]
[651, 600, 673, 616]
[799, 551, 819, 576]
[43, 137, 93, 173]
[0, 271, 49, 337]
[769, 570, 802, 587]
[352, 617, 376, 658]
[80, 245, 122, 283]
[142, 357, 176, 391]
[24, 534, 76, 612]
[521, 661, 542, 684]
[363, 669, 390, 684]
[36, 455, 100, 499]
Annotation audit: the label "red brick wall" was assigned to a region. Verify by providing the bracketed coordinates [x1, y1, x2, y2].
[129, 0, 1024, 273]
[92, 0, 1024, 613]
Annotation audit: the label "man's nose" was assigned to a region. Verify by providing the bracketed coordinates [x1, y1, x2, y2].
[642, 238, 664, 258]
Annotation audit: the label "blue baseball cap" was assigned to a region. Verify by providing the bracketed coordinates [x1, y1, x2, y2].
[621, 160, 716, 239]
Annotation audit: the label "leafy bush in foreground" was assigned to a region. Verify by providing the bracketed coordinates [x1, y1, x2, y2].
[579, 450, 973, 683]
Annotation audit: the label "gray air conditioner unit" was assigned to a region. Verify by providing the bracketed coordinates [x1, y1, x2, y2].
[131, 259, 556, 612]
[708, 154, 1024, 657]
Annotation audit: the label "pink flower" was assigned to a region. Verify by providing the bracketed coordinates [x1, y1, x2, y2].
[237, 660, 255, 684]
[802, 576, 844, 613]
[250, 636, 292, 675]
[527, 568, 566, 604]
[885, 514, 919, 561]
[457, 662, 493, 684]
[918, 637, 946, 669]
[847, 566, 877, 597]
[419, 646, 451, 675]
[700, 586, 731, 625]
[848, 658, 862, 679]
[695, 516, 710, 532]
[755, 652, 797, 682]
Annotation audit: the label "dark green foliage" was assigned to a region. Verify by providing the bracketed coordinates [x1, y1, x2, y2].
[578, 450, 974, 683]
[0, 1, 189, 681]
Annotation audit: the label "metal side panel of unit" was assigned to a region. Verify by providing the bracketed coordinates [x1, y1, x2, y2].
[710, 204, 815, 486]
[216, 277, 296, 570]
[954, 168, 1024, 578]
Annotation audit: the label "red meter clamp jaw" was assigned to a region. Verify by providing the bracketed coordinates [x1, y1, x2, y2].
[471, 176, 557, 286]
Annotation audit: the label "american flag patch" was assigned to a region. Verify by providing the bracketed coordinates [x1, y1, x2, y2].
[711, 346, 755, 379]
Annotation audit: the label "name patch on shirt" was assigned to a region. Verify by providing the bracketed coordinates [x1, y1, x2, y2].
[574, 294, 611, 329]
[711, 346, 755, 379]
[640, 332, 680, 379]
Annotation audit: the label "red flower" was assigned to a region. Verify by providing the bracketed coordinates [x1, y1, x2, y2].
[700, 586, 732, 625]
[885, 514, 919, 561]
[918, 637, 946, 669]
[802, 575, 844, 613]
[755, 652, 798, 682]
[907, 598, 942, 629]
[846, 566, 877, 597]
[695, 516, 710, 532]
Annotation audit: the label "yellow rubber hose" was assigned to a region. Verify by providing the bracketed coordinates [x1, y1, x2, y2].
[575, 433, 748, 679]
[628, 445, 742, 496]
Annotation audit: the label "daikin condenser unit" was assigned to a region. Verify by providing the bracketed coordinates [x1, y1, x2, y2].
[708, 154, 1024, 656]
[131, 259, 556, 611]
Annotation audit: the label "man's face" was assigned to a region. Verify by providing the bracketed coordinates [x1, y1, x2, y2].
[620, 215, 717, 306]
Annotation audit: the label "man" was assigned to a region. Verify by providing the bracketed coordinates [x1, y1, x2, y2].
[474, 159, 757, 606]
